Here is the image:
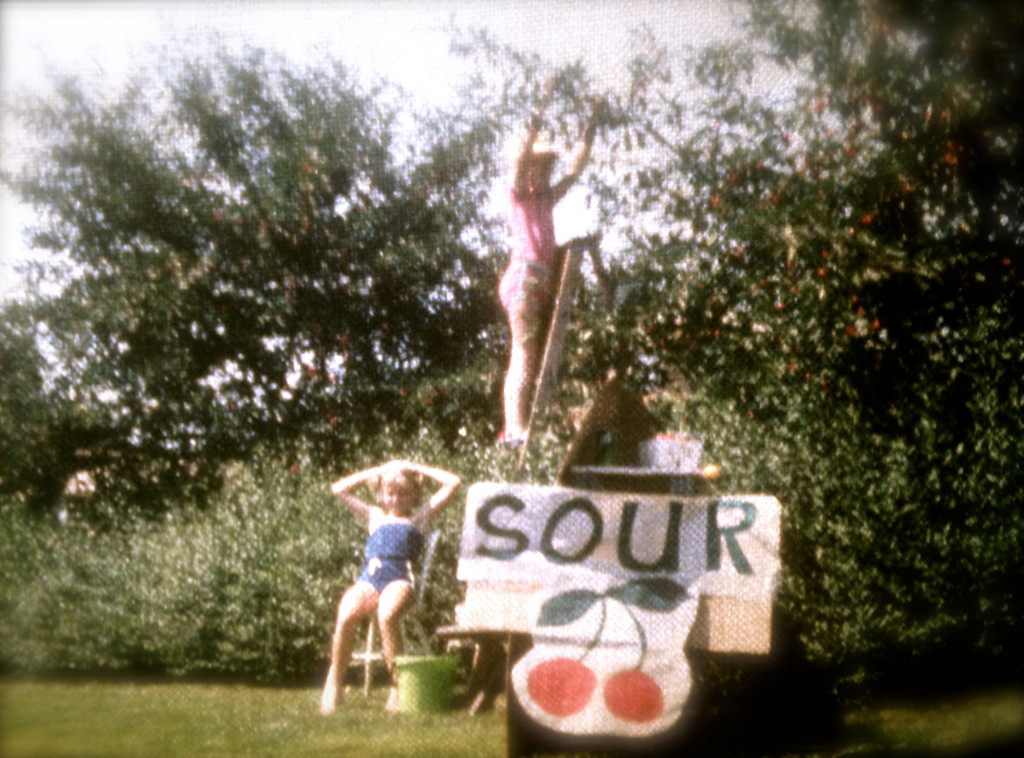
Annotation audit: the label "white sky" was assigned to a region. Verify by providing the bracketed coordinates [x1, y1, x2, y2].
[1, 0, 741, 300]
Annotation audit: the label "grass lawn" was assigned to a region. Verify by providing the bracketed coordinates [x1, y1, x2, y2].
[0, 678, 506, 758]
[1, 677, 1022, 758]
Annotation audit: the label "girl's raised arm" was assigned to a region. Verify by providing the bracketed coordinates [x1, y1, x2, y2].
[390, 460, 462, 526]
[329, 463, 392, 521]
[513, 79, 555, 195]
[552, 106, 599, 202]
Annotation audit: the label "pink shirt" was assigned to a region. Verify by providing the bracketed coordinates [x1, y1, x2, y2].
[499, 186, 558, 310]
[507, 186, 557, 270]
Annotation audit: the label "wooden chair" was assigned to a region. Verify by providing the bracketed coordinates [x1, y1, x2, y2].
[350, 529, 442, 694]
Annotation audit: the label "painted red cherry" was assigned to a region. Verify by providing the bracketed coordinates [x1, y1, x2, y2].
[527, 658, 596, 717]
[603, 669, 664, 723]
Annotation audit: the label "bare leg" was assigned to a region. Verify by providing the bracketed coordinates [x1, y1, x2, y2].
[320, 582, 378, 714]
[503, 302, 543, 438]
[377, 581, 415, 712]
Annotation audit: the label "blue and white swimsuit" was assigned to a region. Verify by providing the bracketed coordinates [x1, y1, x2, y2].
[358, 519, 425, 593]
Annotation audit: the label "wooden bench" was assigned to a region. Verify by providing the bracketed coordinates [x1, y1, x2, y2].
[436, 625, 530, 716]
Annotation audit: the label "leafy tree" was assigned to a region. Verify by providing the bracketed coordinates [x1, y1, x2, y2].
[580, 0, 1021, 695]
[2, 48, 503, 512]
[0, 304, 72, 506]
[455, 1, 1022, 695]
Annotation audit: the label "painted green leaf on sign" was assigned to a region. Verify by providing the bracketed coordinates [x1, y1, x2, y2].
[606, 578, 688, 612]
[537, 589, 601, 626]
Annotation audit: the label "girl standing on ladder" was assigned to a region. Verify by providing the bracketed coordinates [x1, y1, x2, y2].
[499, 82, 602, 446]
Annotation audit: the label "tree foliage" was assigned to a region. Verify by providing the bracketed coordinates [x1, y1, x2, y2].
[3, 48, 503, 510]
[547, 0, 1022, 694]
[456, 0, 1022, 694]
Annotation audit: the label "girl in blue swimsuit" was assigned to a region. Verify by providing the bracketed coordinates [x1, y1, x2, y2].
[320, 459, 461, 715]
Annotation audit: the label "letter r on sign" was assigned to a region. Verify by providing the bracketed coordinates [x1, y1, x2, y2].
[706, 499, 756, 575]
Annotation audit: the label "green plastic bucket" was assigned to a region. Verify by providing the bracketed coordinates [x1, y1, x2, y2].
[394, 655, 459, 713]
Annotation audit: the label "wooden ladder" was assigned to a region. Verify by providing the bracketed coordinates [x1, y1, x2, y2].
[518, 234, 600, 470]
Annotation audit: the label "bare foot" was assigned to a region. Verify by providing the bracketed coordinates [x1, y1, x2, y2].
[384, 686, 401, 713]
[319, 667, 342, 715]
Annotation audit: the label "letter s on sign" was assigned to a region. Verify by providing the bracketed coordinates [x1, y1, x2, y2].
[476, 494, 529, 560]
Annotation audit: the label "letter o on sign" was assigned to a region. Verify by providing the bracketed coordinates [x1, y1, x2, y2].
[540, 497, 603, 564]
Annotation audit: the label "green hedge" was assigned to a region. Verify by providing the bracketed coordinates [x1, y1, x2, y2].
[677, 373, 1024, 698]
[0, 431, 557, 683]
[2, 456, 345, 681]
[3, 397, 1020, 698]
[3, 456, 362, 681]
